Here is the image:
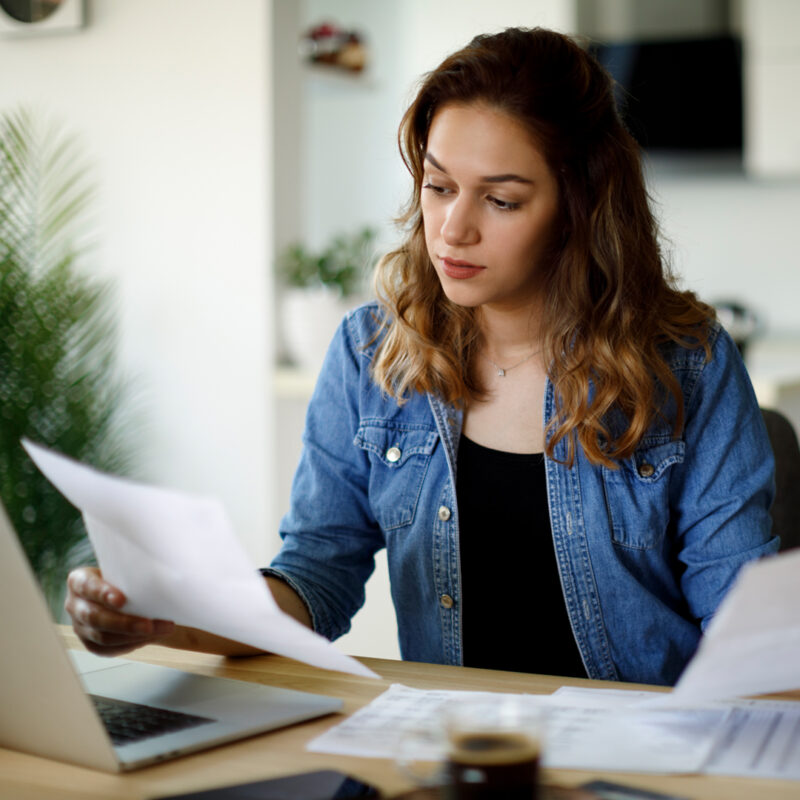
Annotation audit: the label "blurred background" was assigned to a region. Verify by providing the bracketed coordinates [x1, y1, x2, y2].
[1, 0, 798, 657]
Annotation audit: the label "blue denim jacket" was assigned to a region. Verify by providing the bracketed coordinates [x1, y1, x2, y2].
[268, 302, 778, 685]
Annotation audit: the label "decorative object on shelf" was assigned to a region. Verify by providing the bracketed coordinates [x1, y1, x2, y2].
[714, 300, 761, 359]
[0, 0, 85, 37]
[299, 21, 368, 74]
[277, 227, 378, 374]
[0, 107, 136, 616]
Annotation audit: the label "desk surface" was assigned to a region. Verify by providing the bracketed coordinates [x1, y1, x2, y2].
[2, 628, 799, 800]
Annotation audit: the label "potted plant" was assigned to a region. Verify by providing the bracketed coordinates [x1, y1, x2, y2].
[277, 227, 377, 373]
[0, 108, 135, 617]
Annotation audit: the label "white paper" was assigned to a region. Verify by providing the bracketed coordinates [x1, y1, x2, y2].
[310, 684, 800, 778]
[308, 684, 499, 760]
[307, 684, 725, 774]
[543, 687, 727, 773]
[671, 549, 800, 703]
[703, 697, 800, 780]
[23, 440, 378, 679]
[552, 688, 800, 780]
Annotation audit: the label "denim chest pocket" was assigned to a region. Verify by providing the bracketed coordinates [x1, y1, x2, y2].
[354, 422, 439, 530]
[602, 439, 685, 549]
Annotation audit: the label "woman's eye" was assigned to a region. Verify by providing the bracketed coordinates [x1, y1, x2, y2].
[487, 195, 521, 211]
[422, 182, 450, 196]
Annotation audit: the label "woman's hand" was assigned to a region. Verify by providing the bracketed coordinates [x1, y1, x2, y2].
[65, 566, 175, 657]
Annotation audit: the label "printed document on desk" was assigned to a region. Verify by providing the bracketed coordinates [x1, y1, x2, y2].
[553, 687, 800, 781]
[671, 549, 800, 703]
[702, 696, 800, 780]
[308, 684, 800, 779]
[307, 684, 726, 774]
[23, 440, 378, 679]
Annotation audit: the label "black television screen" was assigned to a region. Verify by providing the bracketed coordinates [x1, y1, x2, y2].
[590, 35, 743, 153]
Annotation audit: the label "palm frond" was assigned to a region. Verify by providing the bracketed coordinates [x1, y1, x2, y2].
[0, 107, 139, 617]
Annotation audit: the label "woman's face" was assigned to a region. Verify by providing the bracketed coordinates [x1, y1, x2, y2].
[421, 103, 561, 313]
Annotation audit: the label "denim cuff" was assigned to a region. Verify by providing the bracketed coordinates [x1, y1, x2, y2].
[259, 567, 329, 638]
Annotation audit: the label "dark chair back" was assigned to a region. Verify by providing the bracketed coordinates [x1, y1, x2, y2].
[761, 408, 800, 551]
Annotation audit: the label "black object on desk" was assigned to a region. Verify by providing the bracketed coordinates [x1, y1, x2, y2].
[155, 769, 380, 800]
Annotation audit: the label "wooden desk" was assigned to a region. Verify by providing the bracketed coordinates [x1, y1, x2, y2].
[1, 629, 798, 800]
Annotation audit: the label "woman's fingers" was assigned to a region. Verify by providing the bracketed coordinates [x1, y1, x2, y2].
[65, 566, 174, 656]
[66, 565, 125, 607]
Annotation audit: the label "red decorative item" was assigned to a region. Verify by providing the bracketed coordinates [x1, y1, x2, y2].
[300, 21, 367, 73]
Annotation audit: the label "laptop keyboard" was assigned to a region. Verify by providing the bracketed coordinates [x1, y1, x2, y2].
[90, 694, 214, 746]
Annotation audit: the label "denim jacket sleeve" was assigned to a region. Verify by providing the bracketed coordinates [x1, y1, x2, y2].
[266, 311, 385, 641]
[669, 324, 778, 630]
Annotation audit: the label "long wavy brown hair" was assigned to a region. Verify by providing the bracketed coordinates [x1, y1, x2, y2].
[372, 27, 714, 467]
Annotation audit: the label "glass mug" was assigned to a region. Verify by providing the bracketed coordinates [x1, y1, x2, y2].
[397, 694, 546, 800]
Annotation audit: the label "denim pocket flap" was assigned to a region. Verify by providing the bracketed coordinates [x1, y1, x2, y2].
[354, 423, 438, 468]
[629, 439, 686, 483]
[603, 439, 685, 485]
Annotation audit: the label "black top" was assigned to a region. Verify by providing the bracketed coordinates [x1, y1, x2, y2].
[456, 434, 587, 678]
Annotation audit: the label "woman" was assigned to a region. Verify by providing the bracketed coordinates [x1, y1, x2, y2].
[66, 27, 777, 685]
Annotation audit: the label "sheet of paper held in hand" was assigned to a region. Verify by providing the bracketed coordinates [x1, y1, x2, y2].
[23, 440, 378, 679]
[670, 547, 800, 704]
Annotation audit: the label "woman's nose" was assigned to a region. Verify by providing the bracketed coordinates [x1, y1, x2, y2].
[441, 196, 479, 246]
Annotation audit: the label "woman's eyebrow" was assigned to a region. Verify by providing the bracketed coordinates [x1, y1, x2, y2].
[424, 152, 449, 173]
[482, 172, 533, 185]
[424, 152, 532, 184]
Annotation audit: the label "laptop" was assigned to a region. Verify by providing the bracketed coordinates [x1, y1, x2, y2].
[0, 500, 343, 772]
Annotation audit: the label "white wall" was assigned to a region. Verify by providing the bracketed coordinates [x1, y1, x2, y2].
[300, 0, 576, 255]
[743, 0, 800, 178]
[0, 0, 275, 563]
[650, 166, 800, 334]
[400, 0, 575, 79]
[300, 0, 406, 255]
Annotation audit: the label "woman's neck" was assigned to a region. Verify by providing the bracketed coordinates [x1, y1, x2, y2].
[477, 302, 543, 361]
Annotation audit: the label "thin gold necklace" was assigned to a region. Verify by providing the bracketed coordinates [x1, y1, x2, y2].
[482, 349, 541, 377]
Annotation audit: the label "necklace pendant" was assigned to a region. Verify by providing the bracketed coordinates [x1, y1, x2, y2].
[497, 368, 506, 377]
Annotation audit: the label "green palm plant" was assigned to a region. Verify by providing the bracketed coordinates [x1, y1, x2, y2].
[0, 108, 136, 616]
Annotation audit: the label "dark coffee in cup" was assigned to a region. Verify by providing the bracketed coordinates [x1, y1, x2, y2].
[445, 730, 540, 800]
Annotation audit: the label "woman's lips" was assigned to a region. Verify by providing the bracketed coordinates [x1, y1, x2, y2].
[440, 257, 485, 279]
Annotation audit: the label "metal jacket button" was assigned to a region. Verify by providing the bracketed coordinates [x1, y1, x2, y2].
[386, 446, 401, 463]
[440, 594, 454, 609]
[638, 462, 655, 477]
[437, 505, 451, 521]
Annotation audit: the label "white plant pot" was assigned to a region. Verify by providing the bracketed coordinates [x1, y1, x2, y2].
[280, 286, 360, 376]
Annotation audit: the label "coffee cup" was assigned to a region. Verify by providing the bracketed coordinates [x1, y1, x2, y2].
[443, 696, 544, 800]
[396, 694, 546, 800]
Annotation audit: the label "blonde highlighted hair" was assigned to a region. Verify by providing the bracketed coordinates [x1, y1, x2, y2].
[373, 27, 714, 467]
